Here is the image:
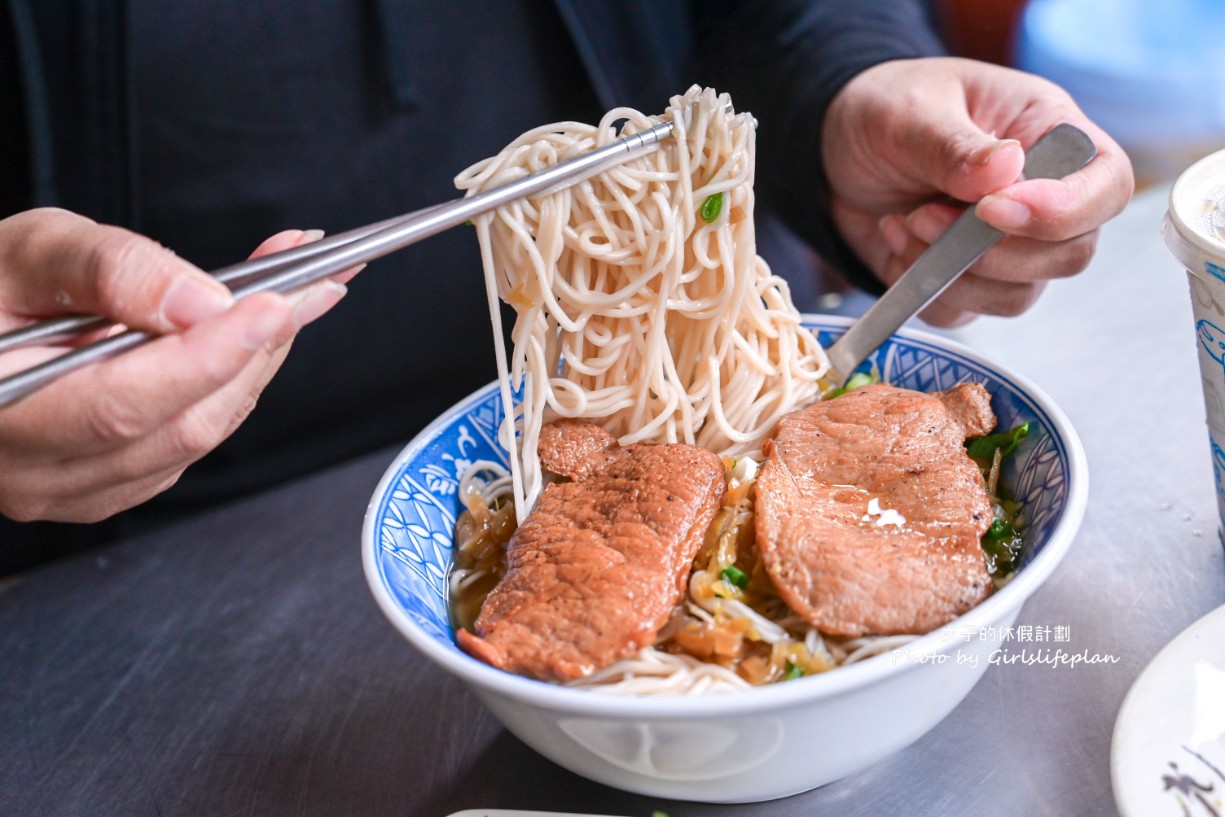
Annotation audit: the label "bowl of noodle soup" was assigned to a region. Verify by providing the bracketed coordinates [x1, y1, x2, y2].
[362, 314, 1087, 803]
[365, 87, 1085, 801]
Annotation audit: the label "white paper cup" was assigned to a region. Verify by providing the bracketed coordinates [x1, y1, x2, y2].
[1164, 148, 1225, 542]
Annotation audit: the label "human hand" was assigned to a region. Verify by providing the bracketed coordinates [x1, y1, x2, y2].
[821, 56, 1134, 326]
[0, 208, 351, 522]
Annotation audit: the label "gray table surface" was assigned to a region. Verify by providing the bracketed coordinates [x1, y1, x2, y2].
[3, 184, 1222, 817]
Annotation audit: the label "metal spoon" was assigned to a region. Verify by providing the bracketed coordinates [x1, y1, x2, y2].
[823, 123, 1099, 387]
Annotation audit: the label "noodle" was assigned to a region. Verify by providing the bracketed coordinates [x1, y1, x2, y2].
[568, 647, 751, 695]
[455, 86, 829, 518]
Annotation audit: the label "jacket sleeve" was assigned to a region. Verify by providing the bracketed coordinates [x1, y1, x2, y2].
[693, 0, 945, 294]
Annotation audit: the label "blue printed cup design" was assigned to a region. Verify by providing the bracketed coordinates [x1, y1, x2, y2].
[1206, 425, 1225, 545]
[1190, 272, 1225, 433]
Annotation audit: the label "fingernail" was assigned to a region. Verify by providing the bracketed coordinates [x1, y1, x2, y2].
[299, 229, 326, 244]
[977, 194, 1032, 230]
[971, 139, 1022, 166]
[878, 214, 909, 256]
[291, 281, 348, 329]
[241, 304, 291, 350]
[160, 277, 234, 330]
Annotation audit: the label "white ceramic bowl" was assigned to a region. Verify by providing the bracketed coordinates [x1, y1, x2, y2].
[362, 315, 1088, 803]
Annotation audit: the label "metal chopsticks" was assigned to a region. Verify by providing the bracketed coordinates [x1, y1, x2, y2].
[0, 118, 680, 408]
[0, 211, 418, 353]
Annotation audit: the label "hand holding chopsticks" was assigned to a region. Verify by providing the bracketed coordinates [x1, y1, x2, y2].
[0, 217, 347, 523]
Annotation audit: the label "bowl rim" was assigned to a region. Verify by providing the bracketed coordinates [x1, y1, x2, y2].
[362, 314, 1088, 718]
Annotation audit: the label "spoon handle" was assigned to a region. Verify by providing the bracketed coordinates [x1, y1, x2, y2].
[824, 123, 1098, 387]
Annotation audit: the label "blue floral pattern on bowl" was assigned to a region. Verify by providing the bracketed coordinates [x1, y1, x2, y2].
[367, 317, 1072, 653]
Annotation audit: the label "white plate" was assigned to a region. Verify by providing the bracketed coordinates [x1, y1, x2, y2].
[1112, 604, 1225, 817]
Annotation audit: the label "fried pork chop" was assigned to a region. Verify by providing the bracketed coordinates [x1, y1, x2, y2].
[457, 420, 725, 681]
[754, 383, 996, 637]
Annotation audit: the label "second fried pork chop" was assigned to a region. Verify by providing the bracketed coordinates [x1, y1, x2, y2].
[754, 383, 996, 637]
[457, 420, 725, 682]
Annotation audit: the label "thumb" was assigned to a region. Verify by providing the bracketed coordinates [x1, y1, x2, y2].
[0, 208, 233, 332]
[900, 122, 1026, 203]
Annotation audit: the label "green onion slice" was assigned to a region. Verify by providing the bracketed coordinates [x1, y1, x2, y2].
[967, 422, 1030, 466]
[719, 564, 749, 590]
[984, 517, 1014, 544]
[700, 192, 724, 222]
[827, 370, 879, 399]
